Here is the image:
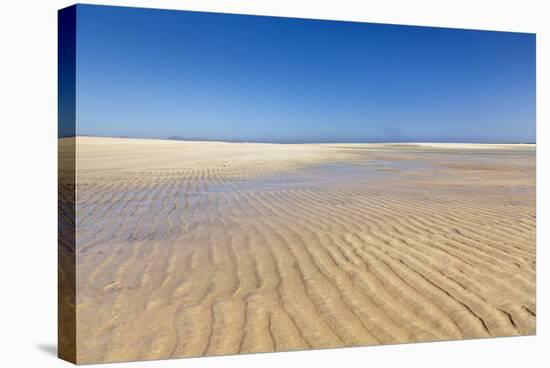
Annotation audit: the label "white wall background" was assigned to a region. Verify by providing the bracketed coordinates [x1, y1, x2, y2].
[0, 0, 547, 367]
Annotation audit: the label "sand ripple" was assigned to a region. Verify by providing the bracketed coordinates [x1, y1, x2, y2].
[67, 138, 535, 363]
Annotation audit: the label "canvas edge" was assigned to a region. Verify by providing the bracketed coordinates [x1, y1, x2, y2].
[58, 4, 77, 364]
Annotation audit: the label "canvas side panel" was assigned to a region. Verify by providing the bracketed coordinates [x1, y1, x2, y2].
[58, 5, 77, 364]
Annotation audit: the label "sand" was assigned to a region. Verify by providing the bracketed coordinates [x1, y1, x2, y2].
[65, 137, 536, 363]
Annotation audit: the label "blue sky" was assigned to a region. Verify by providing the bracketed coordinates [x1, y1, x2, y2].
[73, 4, 535, 143]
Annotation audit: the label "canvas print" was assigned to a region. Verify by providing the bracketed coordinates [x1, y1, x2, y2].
[58, 4, 536, 364]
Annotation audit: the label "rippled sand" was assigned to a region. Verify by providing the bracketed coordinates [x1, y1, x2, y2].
[65, 137, 536, 363]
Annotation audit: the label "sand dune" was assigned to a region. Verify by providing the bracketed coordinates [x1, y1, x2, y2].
[66, 137, 536, 363]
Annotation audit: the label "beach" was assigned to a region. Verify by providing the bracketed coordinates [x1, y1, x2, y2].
[68, 137, 536, 363]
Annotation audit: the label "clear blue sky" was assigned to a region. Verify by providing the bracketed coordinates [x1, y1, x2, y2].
[73, 4, 535, 143]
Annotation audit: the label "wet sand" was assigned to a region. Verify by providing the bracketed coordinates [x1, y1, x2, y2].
[67, 137, 536, 363]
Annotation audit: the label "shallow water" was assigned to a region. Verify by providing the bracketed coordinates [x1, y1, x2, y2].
[206, 158, 436, 194]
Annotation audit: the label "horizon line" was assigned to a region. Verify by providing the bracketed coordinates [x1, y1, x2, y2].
[59, 135, 536, 145]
